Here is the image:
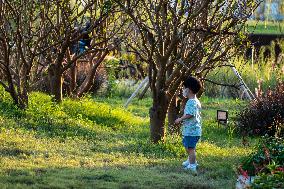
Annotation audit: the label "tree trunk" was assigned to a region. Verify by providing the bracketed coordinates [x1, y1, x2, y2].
[19, 65, 32, 109]
[149, 93, 168, 143]
[6, 76, 19, 107]
[18, 82, 29, 109]
[75, 62, 100, 98]
[70, 61, 77, 94]
[48, 64, 63, 102]
[167, 96, 180, 134]
[166, 59, 178, 133]
[18, 94, 28, 109]
[136, 64, 145, 79]
[75, 51, 108, 97]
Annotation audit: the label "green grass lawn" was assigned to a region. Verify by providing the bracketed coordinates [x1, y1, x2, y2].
[0, 90, 257, 189]
[246, 20, 284, 35]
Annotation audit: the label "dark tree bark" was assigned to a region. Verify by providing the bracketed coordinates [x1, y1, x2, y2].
[149, 91, 169, 142]
[167, 96, 180, 134]
[75, 51, 109, 97]
[48, 64, 63, 103]
[70, 62, 77, 95]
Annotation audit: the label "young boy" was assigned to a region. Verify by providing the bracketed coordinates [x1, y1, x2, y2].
[175, 76, 202, 172]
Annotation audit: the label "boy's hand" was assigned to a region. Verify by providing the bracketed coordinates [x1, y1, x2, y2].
[175, 118, 182, 124]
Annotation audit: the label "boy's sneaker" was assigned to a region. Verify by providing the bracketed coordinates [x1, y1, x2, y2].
[182, 160, 190, 167]
[195, 161, 199, 167]
[184, 164, 197, 174]
[182, 160, 198, 168]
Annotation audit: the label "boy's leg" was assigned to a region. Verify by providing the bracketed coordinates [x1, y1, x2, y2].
[186, 147, 196, 164]
[182, 136, 199, 166]
[184, 147, 190, 161]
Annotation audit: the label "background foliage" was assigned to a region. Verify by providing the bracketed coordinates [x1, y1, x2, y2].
[204, 41, 284, 98]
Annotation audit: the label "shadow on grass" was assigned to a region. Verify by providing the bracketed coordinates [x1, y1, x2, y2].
[0, 101, 25, 118]
[0, 147, 35, 158]
[0, 165, 228, 189]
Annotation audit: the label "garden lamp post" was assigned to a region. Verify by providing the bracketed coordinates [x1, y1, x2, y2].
[217, 110, 228, 126]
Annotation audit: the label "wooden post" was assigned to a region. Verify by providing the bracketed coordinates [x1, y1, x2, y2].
[138, 82, 150, 100]
[251, 45, 254, 70]
[230, 66, 255, 100]
[124, 77, 149, 108]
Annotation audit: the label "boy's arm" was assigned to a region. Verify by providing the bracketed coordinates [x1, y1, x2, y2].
[175, 114, 193, 124]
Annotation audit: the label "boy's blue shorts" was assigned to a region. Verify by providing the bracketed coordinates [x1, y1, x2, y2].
[182, 136, 200, 149]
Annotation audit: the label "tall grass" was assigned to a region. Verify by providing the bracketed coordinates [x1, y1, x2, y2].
[205, 42, 284, 98]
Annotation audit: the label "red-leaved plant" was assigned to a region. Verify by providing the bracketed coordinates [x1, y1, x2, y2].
[236, 82, 284, 137]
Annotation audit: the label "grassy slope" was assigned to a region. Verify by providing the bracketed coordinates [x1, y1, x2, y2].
[0, 91, 256, 189]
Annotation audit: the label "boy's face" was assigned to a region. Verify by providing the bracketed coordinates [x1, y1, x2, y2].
[182, 87, 189, 98]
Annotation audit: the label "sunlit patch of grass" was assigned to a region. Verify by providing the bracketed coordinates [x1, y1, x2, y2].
[94, 96, 152, 118]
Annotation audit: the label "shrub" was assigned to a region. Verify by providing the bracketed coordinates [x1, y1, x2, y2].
[236, 82, 284, 137]
[238, 137, 284, 176]
[252, 164, 284, 189]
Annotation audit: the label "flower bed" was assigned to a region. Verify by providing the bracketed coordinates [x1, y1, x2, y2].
[237, 137, 284, 188]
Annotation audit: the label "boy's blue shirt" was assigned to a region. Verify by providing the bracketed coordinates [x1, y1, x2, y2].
[182, 98, 202, 136]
